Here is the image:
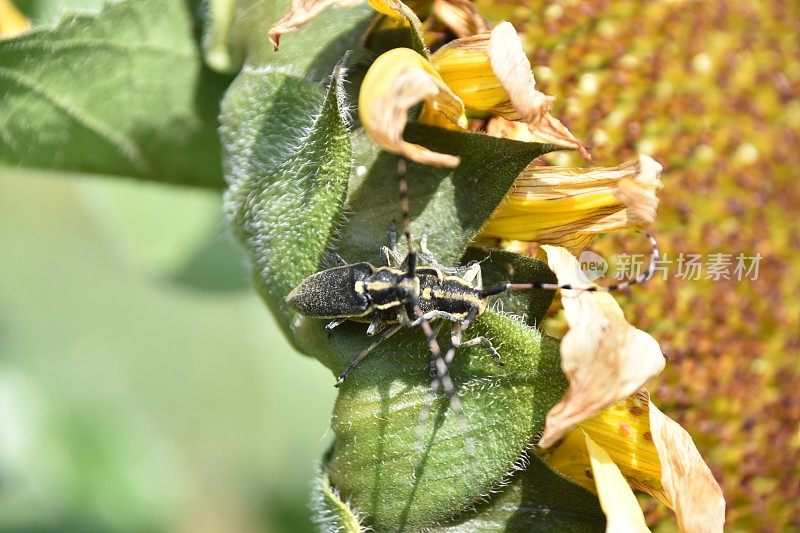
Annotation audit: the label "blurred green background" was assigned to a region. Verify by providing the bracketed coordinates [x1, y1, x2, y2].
[0, 171, 336, 532]
[2, 0, 799, 531]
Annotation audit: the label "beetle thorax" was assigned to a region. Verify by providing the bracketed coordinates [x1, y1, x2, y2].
[364, 268, 419, 311]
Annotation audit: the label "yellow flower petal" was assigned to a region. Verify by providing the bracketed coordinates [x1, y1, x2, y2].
[546, 429, 651, 532]
[431, 0, 488, 38]
[485, 116, 536, 142]
[538, 246, 666, 449]
[359, 47, 466, 167]
[543, 427, 597, 493]
[545, 392, 725, 532]
[430, 29, 501, 112]
[367, 0, 409, 21]
[584, 430, 652, 533]
[431, 21, 588, 158]
[0, 0, 31, 39]
[649, 400, 726, 532]
[267, 0, 363, 51]
[579, 392, 670, 506]
[479, 154, 663, 250]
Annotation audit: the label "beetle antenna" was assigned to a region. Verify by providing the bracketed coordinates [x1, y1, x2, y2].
[480, 233, 660, 297]
[397, 158, 418, 278]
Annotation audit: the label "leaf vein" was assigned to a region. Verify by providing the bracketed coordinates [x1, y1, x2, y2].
[0, 66, 147, 172]
[1, 39, 192, 59]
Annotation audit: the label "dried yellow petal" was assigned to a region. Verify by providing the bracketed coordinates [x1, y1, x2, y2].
[488, 22, 589, 158]
[0, 0, 31, 39]
[546, 428, 651, 532]
[479, 154, 663, 250]
[359, 47, 466, 167]
[649, 400, 725, 532]
[431, 0, 488, 38]
[538, 246, 666, 448]
[545, 391, 725, 532]
[432, 22, 588, 157]
[485, 116, 536, 142]
[268, 0, 362, 51]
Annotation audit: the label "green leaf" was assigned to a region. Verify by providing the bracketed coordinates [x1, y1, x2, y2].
[312, 452, 605, 533]
[339, 125, 559, 266]
[289, 313, 567, 531]
[14, 0, 105, 23]
[312, 465, 365, 533]
[224, 0, 374, 73]
[222, 61, 352, 332]
[433, 455, 606, 532]
[0, 0, 231, 187]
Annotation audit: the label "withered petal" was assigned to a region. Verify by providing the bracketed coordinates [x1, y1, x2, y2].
[268, 0, 363, 51]
[538, 246, 666, 448]
[359, 47, 466, 167]
[649, 399, 726, 532]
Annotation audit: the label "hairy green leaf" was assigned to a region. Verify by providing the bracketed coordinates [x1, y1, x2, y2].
[289, 313, 566, 531]
[0, 0, 230, 187]
[312, 466, 365, 533]
[222, 62, 352, 332]
[434, 455, 605, 532]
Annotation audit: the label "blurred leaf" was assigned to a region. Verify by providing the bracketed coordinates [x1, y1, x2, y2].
[169, 222, 250, 291]
[222, 62, 352, 332]
[0, 0, 230, 187]
[76, 179, 223, 273]
[14, 0, 105, 23]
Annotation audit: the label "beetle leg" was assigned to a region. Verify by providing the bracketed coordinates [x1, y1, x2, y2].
[414, 308, 477, 463]
[325, 318, 345, 338]
[389, 222, 399, 253]
[461, 260, 483, 288]
[380, 246, 393, 267]
[380, 245, 404, 268]
[326, 318, 345, 330]
[418, 225, 463, 274]
[366, 314, 383, 336]
[322, 252, 348, 268]
[460, 336, 503, 366]
[408, 310, 463, 327]
[335, 325, 402, 387]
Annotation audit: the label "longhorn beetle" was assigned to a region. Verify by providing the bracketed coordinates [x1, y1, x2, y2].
[286, 157, 659, 457]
